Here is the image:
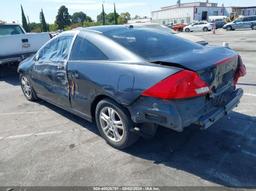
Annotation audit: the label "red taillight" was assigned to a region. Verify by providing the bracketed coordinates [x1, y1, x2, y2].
[234, 55, 246, 84]
[142, 70, 210, 99]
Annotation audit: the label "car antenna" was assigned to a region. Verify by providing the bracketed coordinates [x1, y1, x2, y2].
[128, 25, 134, 29]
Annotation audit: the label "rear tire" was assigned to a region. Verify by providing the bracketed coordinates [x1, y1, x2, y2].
[20, 74, 38, 101]
[95, 99, 139, 149]
[203, 27, 208, 32]
[185, 28, 190, 32]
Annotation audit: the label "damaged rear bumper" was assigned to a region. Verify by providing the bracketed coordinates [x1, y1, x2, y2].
[128, 88, 243, 132]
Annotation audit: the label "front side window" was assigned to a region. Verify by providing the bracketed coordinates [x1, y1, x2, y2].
[0, 25, 24, 36]
[37, 35, 73, 61]
[70, 36, 108, 60]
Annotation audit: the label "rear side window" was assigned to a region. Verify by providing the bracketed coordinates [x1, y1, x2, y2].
[0, 25, 24, 36]
[70, 36, 108, 60]
[104, 28, 201, 61]
[244, 17, 251, 21]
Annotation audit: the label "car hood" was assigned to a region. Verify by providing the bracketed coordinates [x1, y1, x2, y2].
[150, 46, 237, 71]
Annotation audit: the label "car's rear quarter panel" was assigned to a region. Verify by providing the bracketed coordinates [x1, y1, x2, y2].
[67, 60, 181, 116]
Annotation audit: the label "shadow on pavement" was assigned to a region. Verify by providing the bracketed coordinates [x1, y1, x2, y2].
[39, 100, 256, 187]
[0, 64, 20, 86]
[124, 112, 256, 187]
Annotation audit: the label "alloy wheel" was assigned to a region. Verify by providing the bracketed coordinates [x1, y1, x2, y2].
[21, 76, 32, 99]
[99, 106, 124, 142]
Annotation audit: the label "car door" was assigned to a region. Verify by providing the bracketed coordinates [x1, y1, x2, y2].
[198, 22, 206, 31]
[233, 18, 243, 29]
[31, 35, 74, 107]
[67, 35, 109, 117]
[243, 17, 253, 28]
[190, 23, 198, 31]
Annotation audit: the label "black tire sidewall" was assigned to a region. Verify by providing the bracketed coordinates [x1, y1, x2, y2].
[95, 99, 138, 149]
[185, 28, 190, 32]
[203, 27, 208, 32]
[20, 74, 37, 101]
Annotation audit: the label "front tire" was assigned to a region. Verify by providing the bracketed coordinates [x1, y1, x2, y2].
[226, 26, 232, 31]
[185, 28, 190, 32]
[20, 74, 37, 101]
[95, 99, 139, 149]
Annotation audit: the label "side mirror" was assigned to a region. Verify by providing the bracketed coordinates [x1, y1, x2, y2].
[34, 53, 40, 61]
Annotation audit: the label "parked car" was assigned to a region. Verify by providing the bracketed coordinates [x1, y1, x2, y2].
[209, 16, 227, 29]
[223, 15, 256, 30]
[18, 26, 246, 149]
[129, 23, 208, 45]
[171, 23, 187, 31]
[184, 21, 213, 32]
[0, 23, 51, 65]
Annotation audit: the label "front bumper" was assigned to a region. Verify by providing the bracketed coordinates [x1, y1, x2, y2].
[129, 88, 243, 132]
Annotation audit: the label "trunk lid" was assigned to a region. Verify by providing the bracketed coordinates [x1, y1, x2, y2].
[150, 46, 239, 93]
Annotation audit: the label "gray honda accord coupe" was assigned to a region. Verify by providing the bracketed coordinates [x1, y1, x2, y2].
[18, 25, 246, 149]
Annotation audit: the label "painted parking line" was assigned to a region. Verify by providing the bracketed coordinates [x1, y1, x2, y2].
[244, 93, 256, 97]
[2, 130, 64, 141]
[0, 111, 49, 116]
[34, 130, 63, 136]
[7, 133, 33, 139]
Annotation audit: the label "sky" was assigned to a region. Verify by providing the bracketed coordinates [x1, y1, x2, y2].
[0, 0, 256, 24]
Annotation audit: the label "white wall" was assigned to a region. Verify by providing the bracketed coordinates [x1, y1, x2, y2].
[152, 6, 231, 24]
[152, 7, 194, 24]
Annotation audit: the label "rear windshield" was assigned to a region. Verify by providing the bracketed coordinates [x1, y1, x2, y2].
[0, 25, 25, 36]
[103, 28, 201, 60]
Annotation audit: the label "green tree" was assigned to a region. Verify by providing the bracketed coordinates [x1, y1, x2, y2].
[21, 5, 30, 32]
[28, 22, 41, 32]
[55, 5, 71, 29]
[40, 9, 48, 32]
[49, 23, 58, 32]
[113, 3, 118, 25]
[106, 12, 120, 24]
[118, 12, 131, 24]
[85, 15, 93, 22]
[72, 12, 87, 24]
[97, 4, 106, 25]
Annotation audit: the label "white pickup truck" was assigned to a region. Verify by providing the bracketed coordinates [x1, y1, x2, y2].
[0, 23, 51, 65]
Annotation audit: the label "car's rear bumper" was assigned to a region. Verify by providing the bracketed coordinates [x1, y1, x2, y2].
[128, 88, 243, 132]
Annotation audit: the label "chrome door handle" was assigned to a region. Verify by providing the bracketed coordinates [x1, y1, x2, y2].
[57, 65, 64, 70]
[56, 72, 65, 79]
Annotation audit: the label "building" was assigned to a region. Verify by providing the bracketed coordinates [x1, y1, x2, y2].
[152, 1, 256, 25]
[226, 6, 256, 17]
[152, 2, 227, 25]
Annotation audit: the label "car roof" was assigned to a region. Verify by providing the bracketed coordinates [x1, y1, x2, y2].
[86, 25, 129, 33]
[0, 23, 21, 26]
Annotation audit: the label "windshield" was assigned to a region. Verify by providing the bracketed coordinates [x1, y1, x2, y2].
[0, 25, 25, 36]
[103, 28, 201, 60]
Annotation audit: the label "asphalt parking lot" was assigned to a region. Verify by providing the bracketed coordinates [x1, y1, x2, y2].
[0, 29, 255, 187]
